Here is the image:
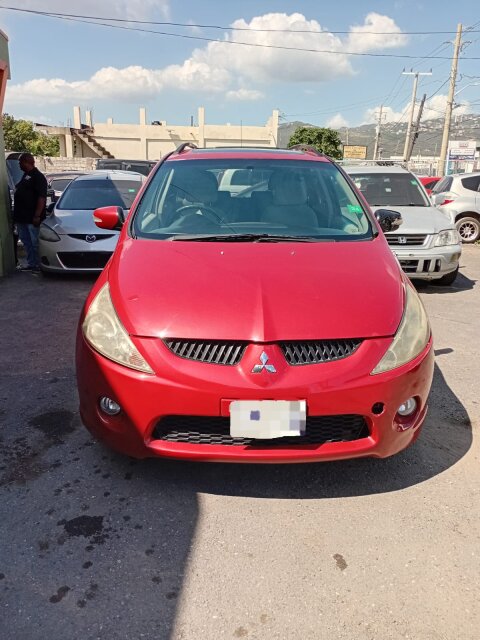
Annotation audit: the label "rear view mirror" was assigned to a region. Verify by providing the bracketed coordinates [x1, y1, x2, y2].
[46, 202, 56, 214]
[374, 209, 403, 233]
[93, 206, 125, 231]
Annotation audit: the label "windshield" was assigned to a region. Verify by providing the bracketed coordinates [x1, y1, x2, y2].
[132, 159, 373, 241]
[432, 176, 453, 194]
[50, 178, 74, 192]
[6, 158, 24, 187]
[350, 172, 429, 207]
[57, 179, 142, 210]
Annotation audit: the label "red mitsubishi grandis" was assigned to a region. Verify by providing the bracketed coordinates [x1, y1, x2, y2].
[76, 144, 434, 462]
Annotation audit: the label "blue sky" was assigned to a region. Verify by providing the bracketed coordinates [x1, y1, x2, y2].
[2, 1, 480, 129]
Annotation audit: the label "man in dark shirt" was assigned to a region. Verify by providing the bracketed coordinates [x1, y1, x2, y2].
[13, 153, 47, 271]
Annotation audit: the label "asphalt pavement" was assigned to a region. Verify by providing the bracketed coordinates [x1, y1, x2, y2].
[0, 247, 478, 640]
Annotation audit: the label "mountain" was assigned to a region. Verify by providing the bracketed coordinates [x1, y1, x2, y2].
[279, 114, 480, 158]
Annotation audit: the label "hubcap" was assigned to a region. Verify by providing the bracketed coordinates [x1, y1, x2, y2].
[458, 221, 479, 240]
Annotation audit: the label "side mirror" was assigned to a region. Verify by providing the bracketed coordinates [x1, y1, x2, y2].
[374, 209, 403, 233]
[46, 201, 56, 214]
[93, 205, 125, 231]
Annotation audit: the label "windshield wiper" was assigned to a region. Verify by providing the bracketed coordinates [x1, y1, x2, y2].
[169, 233, 327, 242]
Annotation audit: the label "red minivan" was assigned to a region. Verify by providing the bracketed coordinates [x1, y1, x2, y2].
[76, 144, 434, 462]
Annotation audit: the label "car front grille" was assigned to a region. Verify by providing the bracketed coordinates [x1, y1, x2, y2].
[164, 339, 247, 366]
[152, 414, 369, 446]
[386, 234, 427, 246]
[280, 340, 361, 365]
[57, 251, 112, 269]
[67, 234, 115, 242]
[399, 258, 442, 274]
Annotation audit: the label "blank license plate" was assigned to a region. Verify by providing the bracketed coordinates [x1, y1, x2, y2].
[230, 400, 306, 439]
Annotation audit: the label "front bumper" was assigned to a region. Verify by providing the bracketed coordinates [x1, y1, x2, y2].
[76, 329, 434, 463]
[392, 244, 461, 281]
[39, 235, 115, 273]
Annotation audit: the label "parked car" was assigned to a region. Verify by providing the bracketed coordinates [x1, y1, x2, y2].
[76, 144, 434, 463]
[417, 175, 441, 196]
[96, 158, 156, 176]
[345, 165, 461, 286]
[46, 171, 89, 204]
[39, 171, 145, 273]
[431, 172, 480, 243]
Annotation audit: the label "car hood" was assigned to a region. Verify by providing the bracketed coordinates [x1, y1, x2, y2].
[47, 209, 125, 235]
[370, 205, 452, 234]
[107, 237, 404, 341]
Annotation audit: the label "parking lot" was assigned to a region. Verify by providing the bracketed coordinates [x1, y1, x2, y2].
[0, 246, 478, 640]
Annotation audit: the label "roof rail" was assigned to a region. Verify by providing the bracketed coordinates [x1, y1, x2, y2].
[175, 142, 198, 154]
[288, 144, 325, 157]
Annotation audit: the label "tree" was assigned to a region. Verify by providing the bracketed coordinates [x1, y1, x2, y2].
[2, 113, 60, 156]
[288, 126, 343, 159]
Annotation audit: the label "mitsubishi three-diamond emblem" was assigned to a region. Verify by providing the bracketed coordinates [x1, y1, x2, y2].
[251, 351, 277, 374]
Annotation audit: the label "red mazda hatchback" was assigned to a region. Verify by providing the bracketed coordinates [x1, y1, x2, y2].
[76, 144, 434, 462]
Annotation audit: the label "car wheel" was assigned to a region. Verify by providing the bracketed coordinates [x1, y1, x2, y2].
[455, 216, 480, 243]
[434, 266, 459, 286]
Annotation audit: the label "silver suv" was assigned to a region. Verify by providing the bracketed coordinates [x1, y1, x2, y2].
[431, 172, 480, 243]
[345, 165, 462, 286]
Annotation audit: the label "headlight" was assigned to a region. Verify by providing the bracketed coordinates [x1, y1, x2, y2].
[434, 229, 460, 246]
[372, 284, 430, 375]
[82, 283, 154, 374]
[39, 224, 61, 242]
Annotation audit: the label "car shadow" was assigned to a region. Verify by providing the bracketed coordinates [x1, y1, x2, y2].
[0, 271, 472, 639]
[133, 361, 472, 501]
[414, 269, 476, 294]
[0, 272, 197, 640]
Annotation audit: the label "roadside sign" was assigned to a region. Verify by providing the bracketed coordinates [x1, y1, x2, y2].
[343, 145, 368, 160]
[447, 140, 477, 161]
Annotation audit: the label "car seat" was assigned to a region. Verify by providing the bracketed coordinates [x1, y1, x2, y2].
[261, 171, 318, 228]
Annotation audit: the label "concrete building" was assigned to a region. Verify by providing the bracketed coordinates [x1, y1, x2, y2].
[37, 107, 280, 161]
[0, 29, 14, 277]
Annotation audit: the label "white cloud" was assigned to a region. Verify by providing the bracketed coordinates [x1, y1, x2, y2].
[186, 20, 202, 35]
[364, 105, 407, 124]
[18, 114, 57, 124]
[5, 12, 408, 107]
[226, 89, 264, 101]
[12, 0, 170, 20]
[363, 95, 472, 125]
[423, 94, 470, 120]
[346, 12, 408, 53]
[326, 113, 349, 129]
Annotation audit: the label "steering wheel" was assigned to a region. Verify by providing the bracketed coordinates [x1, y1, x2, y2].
[176, 204, 227, 225]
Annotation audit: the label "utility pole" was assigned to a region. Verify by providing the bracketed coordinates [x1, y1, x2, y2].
[407, 93, 426, 161]
[438, 23, 463, 175]
[373, 105, 386, 161]
[402, 69, 432, 162]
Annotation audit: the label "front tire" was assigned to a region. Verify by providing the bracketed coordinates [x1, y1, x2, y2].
[434, 266, 459, 286]
[456, 216, 480, 243]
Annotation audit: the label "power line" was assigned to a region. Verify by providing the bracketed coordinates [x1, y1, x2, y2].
[1, 5, 480, 35]
[2, 6, 480, 59]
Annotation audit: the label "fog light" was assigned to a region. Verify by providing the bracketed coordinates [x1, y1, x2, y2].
[397, 397, 417, 417]
[99, 396, 121, 416]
